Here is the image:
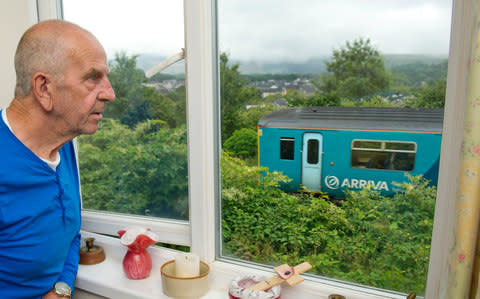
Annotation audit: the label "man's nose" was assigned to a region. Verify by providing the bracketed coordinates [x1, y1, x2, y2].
[99, 77, 116, 102]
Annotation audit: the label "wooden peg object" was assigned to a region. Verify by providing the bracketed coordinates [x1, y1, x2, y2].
[248, 262, 312, 291]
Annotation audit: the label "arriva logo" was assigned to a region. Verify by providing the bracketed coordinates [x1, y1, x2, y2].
[324, 175, 389, 191]
[324, 175, 340, 189]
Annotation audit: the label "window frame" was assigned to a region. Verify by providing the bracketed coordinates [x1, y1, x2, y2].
[350, 139, 417, 171]
[280, 137, 295, 160]
[43, 0, 469, 297]
[51, 0, 218, 256]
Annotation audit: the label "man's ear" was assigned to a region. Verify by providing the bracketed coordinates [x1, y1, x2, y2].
[31, 72, 54, 112]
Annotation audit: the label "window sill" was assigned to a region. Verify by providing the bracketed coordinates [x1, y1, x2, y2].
[76, 231, 406, 299]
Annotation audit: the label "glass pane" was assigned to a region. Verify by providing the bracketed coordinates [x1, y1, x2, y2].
[219, 0, 450, 296]
[63, 0, 188, 220]
[307, 139, 319, 164]
[280, 138, 294, 160]
[391, 153, 416, 171]
[353, 140, 382, 149]
[351, 150, 389, 170]
[386, 142, 416, 151]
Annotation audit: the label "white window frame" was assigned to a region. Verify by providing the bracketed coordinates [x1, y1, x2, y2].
[39, 0, 217, 253]
[39, 0, 469, 297]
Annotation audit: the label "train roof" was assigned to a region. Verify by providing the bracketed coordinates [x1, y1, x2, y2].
[258, 106, 444, 133]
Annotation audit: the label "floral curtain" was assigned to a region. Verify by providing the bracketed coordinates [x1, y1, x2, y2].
[442, 1, 480, 298]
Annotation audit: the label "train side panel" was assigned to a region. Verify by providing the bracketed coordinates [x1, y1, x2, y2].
[258, 127, 442, 197]
[321, 130, 441, 197]
[258, 127, 304, 192]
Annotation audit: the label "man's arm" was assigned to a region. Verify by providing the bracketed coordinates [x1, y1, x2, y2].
[57, 232, 81, 290]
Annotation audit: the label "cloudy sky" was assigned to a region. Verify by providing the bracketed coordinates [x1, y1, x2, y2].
[63, 0, 452, 62]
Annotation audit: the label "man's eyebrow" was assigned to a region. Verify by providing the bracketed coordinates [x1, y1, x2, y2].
[82, 67, 109, 79]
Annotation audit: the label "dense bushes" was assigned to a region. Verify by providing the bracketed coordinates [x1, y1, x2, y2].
[222, 154, 435, 295]
[78, 119, 188, 219]
[223, 128, 258, 159]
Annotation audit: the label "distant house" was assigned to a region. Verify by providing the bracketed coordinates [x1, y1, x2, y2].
[298, 83, 316, 95]
[245, 97, 288, 110]
[273, 98, 288, 107]
[142, 80, 185, 95]
[258, 85, 287, 98]
[255, 78, 317, 98]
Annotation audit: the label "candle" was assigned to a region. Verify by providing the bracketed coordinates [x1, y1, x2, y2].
[175, 253, 200, 278]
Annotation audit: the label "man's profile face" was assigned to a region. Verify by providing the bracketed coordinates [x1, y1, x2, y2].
[52, 32, 115, 137]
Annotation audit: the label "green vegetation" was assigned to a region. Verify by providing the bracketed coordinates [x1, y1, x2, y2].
[78, 120, 188, 219]
[77, 39, 445, 295]
[223, 128, 258, 160]
[323, 38, 391, 100]
[222, 154, 435, 294]
[220, 53, 262, 142]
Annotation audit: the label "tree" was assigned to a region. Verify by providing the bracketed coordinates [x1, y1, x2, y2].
[223, 128, 258, 159]
[285, 89, 339, 107]
[220, 53, 262, 142]
[405, 79, 446, 108]
[324, 38, 390, 100]
[78, 119, 188, 219]
[105, 52, 156, 128]
[106, 52, 187, 128]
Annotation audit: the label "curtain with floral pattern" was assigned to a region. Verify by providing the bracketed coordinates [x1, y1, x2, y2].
[442, 1, 480, 298]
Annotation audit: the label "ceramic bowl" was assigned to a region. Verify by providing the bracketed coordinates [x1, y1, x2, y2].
[160, 260, 210, 299]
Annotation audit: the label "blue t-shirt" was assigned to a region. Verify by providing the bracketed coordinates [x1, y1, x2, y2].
[0, 112, 81, 298]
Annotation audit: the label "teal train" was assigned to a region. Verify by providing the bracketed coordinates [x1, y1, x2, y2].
[257, 106, 443, 197]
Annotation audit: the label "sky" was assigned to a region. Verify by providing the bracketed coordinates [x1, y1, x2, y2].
[63, 0, 452, 63]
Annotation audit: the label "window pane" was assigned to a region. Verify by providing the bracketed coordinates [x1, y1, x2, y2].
[391, 153, 416, 171]
[351, 140, 417, 170]
[351, 150, 389, 169]
[219, 0, 450, 296]
[386, 142, 416, 151]
[280, 138, 294, 160]
[353, 140, 382, 149]
[307, 139, 319, 164]
[63, 0, 188, 220]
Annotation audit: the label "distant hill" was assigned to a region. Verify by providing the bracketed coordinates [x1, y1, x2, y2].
[383, 54, 447, 68]
[134, 53, 448, 75]
[236, 54, 447, 74]
[236, 57, 329, 74]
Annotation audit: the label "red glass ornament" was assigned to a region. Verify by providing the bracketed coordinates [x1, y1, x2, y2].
[118, 227, 159, 279]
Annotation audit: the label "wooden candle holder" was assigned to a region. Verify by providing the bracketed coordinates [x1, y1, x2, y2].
[79, 238, 105, 265]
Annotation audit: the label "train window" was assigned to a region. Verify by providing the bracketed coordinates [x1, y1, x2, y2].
[307, 139, 319, 164]
[280, 138, 295, 160]
[351, 140, 417, 171]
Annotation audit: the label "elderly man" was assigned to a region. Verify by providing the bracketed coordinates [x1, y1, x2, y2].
[0, 20, 115, 298]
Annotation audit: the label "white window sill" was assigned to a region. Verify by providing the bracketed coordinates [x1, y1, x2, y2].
[76, 231, 406, 299]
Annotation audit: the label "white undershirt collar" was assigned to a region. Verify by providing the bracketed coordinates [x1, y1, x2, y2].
[2, 109, 60, 170]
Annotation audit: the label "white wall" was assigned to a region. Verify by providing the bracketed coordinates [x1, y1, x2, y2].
[0, 0, 36, 109]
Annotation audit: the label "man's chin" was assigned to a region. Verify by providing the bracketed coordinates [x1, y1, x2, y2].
[81, 124, 100, 135]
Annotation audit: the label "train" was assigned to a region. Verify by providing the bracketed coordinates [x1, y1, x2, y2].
[257, 106, 443, 197]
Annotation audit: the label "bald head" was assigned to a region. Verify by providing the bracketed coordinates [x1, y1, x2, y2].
[14, 20, 100, 99]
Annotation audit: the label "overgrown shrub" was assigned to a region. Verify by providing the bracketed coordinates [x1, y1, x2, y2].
[221, 153, 436, 295]
[78, 119, 188, 219]
[223, 128, 258, 159]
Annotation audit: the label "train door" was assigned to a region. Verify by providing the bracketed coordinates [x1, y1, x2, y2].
[302, 133, 323, 192]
